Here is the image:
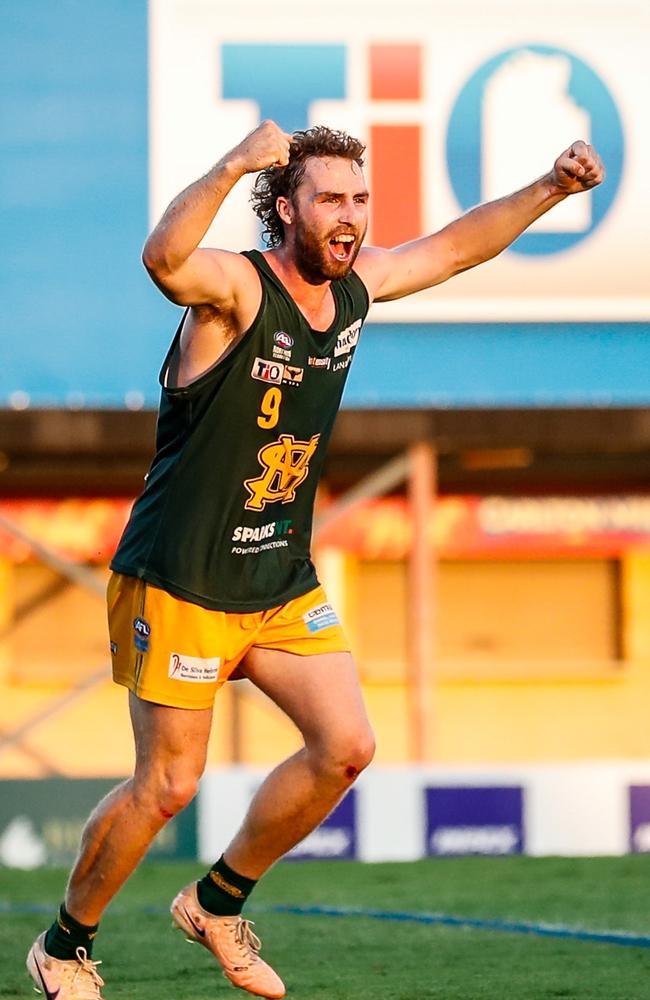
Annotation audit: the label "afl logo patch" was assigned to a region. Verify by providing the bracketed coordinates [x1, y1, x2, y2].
[274, 331, 293, 350]
[133, 616, 151, 653]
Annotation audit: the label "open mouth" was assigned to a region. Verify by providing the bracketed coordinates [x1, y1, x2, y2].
[329, 234, 355, 262]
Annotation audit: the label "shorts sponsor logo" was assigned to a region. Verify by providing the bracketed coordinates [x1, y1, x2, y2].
[308, 356, 331, 369]
[282, 365, 304, 385]
[168, 653, 221, 683]
[133, 616, 151, 653]
[231, 518, 293, 555]
[303, 602, 340, 633]
[334, 319, 362, 357]
[110, 640, 118, 655]
[251, 357, 284, 384]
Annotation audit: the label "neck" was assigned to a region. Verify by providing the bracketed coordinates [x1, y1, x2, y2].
[264, 245, 332, 311]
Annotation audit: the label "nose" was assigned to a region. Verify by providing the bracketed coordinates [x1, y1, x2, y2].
[340, 196, 365, 226]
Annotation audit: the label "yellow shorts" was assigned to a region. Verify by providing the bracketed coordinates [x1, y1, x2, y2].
[107, 573, 350, 710]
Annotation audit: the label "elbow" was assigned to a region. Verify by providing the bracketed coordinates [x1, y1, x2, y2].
[141, 239, 167, 280]
[141, 241, 184, 304]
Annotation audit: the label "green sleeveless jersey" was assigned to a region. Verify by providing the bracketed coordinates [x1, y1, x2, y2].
[111, 250, 370, 611]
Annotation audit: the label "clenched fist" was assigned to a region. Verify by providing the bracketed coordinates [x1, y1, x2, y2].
[229, 120, 293, 176]
[550, 140, 605, 195]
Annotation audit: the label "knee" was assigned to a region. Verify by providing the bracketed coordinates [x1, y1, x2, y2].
[311, 725, 376, 784]
[344, 729, 376, 778]
[134, 768, 201, 820]
[159, 773, 200, 817]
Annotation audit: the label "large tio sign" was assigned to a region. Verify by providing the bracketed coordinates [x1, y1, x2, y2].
[149, 0, 645, 323]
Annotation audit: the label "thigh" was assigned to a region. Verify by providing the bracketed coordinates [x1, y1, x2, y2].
[129, 691, 213, 781]
[240, 647, 372, 750]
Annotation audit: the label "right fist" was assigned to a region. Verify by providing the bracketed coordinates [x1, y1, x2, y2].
[233, 120, 293, 174]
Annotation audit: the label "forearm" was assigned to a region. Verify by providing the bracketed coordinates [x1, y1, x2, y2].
[142, 154, 245, 274]
[445, 174, 567, 271]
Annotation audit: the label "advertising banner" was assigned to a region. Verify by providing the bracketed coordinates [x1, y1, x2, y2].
[200, 765, 650, 862]
[4, 495, 650, 564]
[151, 0, 645, 323]
[629, 786, 650, 853]
[3, 0, 648, 406]
[0, 779, 197, 867]
[425, 786, 524, 856]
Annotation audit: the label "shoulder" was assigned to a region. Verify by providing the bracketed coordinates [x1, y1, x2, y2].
[352, 246, 394, 303]
[189, 248, 263, 333]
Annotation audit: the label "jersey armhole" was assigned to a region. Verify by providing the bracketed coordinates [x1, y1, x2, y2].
[350, 266, 371, 318]
[158, 308, 189, 389]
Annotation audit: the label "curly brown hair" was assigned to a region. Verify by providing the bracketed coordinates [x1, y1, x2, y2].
[250, 126, 366, 248]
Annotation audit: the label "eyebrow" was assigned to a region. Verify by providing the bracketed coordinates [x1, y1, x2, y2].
[315, 189, 370, 199]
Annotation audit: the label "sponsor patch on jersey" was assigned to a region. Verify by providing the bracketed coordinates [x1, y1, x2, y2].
[272, 332, 294, 361]
[308, 356, 331, 369]
[231, 519, 292, 543]
[251, 357, 284, 384]
[282, 365, 304, 385]
[168, 653, 221, 683]
[332, 355, 352, 373]
[274, 330, 294, 350]
[334, 319, 362, 357]
[303, 602, 340, 633]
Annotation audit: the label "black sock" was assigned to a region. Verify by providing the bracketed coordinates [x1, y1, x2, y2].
[196, 855, 257, 916]
[44, 904, 99, 961]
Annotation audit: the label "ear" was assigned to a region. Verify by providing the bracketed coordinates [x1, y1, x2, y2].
[276, 196, 293, 227]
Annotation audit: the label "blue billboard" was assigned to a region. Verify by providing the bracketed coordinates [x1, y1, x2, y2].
[2, 1, 646, 408]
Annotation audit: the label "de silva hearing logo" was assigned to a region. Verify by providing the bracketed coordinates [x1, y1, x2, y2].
[217, 40, 623, 256]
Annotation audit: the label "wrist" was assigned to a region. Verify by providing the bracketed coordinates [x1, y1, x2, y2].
[543, 172, 569, 202]
[214, 152, 247, 185]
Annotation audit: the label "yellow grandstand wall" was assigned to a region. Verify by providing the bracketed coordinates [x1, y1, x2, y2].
[2, 547, 650, 776]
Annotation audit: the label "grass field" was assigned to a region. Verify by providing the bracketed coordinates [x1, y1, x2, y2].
[3, 856, 650, 999]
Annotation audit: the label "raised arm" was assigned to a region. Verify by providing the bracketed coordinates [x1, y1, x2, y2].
[356, 141, 605, 303]
[142, 120, 292, 307]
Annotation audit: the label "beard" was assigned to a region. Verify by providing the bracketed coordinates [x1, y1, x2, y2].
[292, 216, 364, 284]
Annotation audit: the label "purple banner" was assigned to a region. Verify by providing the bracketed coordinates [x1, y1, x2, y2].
[286, 790, 357, 861]
[426, 786, 524, 856]
[629, 786, 650, 852]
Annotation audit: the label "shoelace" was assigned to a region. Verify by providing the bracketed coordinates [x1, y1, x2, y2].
[233, 919, 262, 962]
[66, 948, 104, 999]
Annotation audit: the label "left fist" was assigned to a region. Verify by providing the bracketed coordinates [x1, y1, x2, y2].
[551, 141, 605, 195]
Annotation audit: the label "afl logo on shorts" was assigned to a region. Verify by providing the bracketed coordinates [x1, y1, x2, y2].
[133, 616, 151, 653]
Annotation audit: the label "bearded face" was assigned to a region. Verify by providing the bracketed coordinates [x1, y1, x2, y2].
[282, 156, 369, 284]
[292, 210, 366, 283]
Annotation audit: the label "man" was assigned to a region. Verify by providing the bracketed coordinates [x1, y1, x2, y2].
[27, 120, 604, 1000]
